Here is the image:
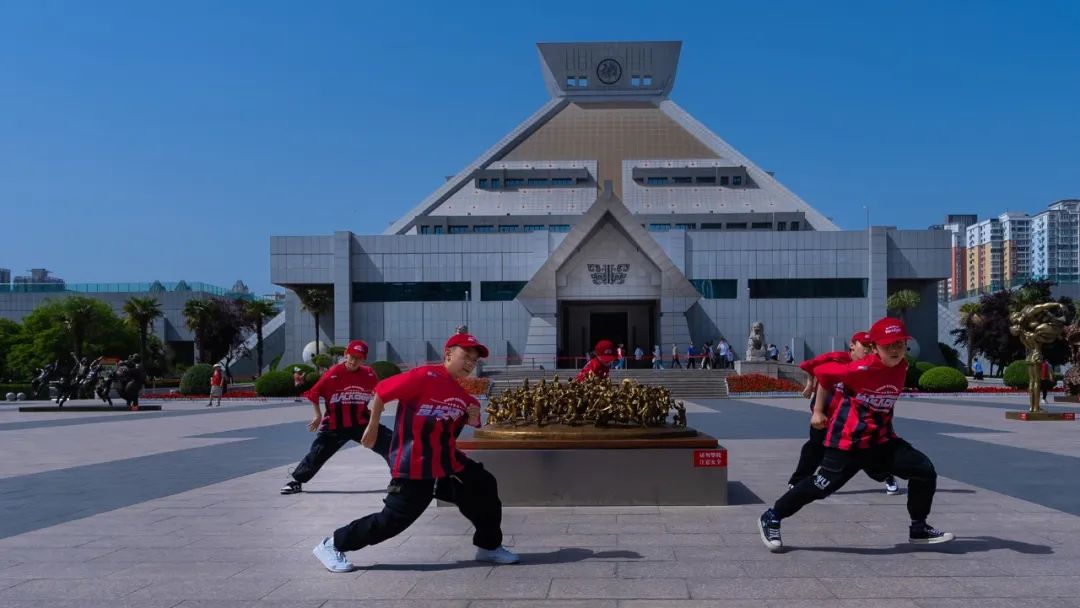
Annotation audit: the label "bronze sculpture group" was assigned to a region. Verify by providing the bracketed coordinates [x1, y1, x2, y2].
[30, 353, 146, 408]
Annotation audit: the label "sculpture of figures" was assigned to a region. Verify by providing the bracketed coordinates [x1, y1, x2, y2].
[746, 321, 767, 362]
[31, 361, 59, 400]
[79, 357, 103, 399]
[1008, 302, 1067, 413]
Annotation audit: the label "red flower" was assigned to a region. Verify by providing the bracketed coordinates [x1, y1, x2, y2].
[727, 374, 802, 393]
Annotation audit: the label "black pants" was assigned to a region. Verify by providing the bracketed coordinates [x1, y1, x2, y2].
[291, 425, 393, 483]
[774, 439, 937, 522]
[787, 425, 894, 487]
[333, 459, 503, 553]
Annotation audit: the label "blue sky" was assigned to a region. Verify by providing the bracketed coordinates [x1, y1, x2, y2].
[2, 0, 1078, 294]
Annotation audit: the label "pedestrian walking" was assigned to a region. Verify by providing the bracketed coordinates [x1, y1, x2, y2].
[208, 363, 225, 407]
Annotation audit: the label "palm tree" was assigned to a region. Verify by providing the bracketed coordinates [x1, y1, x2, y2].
[294, 286, 333, 356]
[957, 301, 982, 373]
[182, 299, 214, 364]
[244, 299, 278, 376]
[886, 289, 921, 322]
[123, 296, 163, 365]
[61, 297, 97, 360]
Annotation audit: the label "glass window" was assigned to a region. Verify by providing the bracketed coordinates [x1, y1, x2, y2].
[751, 222, 772, 230]
[419, 225, 431, 235]
[566, 76, 576, 87]
[352, 281, 470, 302]
[748, 278, 867, 299]
[777, 222, 787, 231]
[505, 178, 523, 187]
[790, 221, 800, 231]
[701, 222, 723, 229]
[697, 176, 716, 184]
[720, 176, 730, 185]
[448, 225, 469, 234]
[690, 279, 738, 299]
[631, 75, 641, 87]
[643, 75, 653, 86]
[433, 225, 445, 234]
[732, 175, 743, 186]
[524, 224, 546, 232]
[481, 281, 527, 301]
[578, 76, 588, 87]
[549, 224, 571, 233]
[473, 225, 494, 233]
[527, 178, 547, 186]
[649, 223, 672, 232]
[646, 177, 668, 185]
[675, 223, 696, 230]
[551, 177, 573, 186]
[672, 176, 692, 184]
[726, 222, 747, 229]
[490, 178, 501, 188]
[477, 178, 489, 188]
[498, 225, 520, 233]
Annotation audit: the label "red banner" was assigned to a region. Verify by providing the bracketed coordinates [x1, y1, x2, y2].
[693, 449, 727, 468]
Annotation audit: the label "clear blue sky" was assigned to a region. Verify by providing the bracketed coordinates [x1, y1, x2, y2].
[2, 1, 1078, 295]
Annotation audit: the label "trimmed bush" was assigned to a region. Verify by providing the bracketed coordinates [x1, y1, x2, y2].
[312, 353, 334, 370]
[370, 360, 402, 380]
[255, 370, 298, 397]
[918, 367, 968, 392]
[179, 364, 213, 395]
[1003, 360, 1030, 388]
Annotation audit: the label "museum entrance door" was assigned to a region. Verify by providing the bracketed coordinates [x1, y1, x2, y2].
[558, 300, 657, 369]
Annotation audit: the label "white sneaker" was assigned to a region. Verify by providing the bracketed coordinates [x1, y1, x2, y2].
[313, 537, 355, 572]
[884, 477, 900, 495]
[475, 546, 520, 564]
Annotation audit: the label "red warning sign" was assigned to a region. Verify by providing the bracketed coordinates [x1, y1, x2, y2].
[693, 449, 727, 468]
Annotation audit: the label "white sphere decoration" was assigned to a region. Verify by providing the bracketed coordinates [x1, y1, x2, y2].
[16, 392, 27, 401]
[302, 341, 331, 364]
[906, 337, 921, 360]
[4, 393, 14, 402]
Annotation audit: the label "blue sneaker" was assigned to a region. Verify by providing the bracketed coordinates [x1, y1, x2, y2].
[758, 510, 783, 552]
[313, 537, 355, 572]
[475, 546, 520, 564]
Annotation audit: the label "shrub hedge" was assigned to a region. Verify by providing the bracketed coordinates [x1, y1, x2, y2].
[255, 370, 297, 397]
[918, 366, 968, 392]
[1003, 360, 1030, 388]
[179, 364, 214, 395]
[370, 360, 402, 380]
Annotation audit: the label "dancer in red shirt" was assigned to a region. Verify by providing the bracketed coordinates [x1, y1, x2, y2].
[312, 333, 518, 572]
[576, 339, 616, 381]
[758, 318, 954, 552]
[280, 340, 392, 495]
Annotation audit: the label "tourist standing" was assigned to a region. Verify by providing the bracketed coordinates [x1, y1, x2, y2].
[312, 333, 519, 572]
[208, 363, 224, 407]
[293, 367, 305, 402]
[652, 345, 662, 369]
[687, 342, 697, 369]
[671, 344, 682, 369]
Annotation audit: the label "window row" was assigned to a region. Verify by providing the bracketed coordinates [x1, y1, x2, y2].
[419, 224, 571, 235]
[646, 221, 800, 232]
[476, 176, 584, 189]
[352, 281, 528, 303]
[642, 175, 743, 186]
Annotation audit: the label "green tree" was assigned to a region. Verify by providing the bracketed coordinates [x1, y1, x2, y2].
[183, 297, 247, 364]
[244, 299, 278, 377]
[7, 297, 138, 378]
[123, 296, 163, 365]
[0, 318, 23, 381]
[952, 301, 982, 373]
[295, 286, 333, 356]
[886, 289, 921, 322]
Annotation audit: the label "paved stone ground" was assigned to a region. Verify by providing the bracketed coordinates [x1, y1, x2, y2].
[0, 393, 1078, 607]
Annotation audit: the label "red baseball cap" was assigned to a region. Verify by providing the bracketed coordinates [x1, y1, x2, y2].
[445, 333, 489, 358]
[850, 331, 872, 345]
[594, 339, 616, 363]
[345, 340, 369, 358]
[869, 317, 911, 345]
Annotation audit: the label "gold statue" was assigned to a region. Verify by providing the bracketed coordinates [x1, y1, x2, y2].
[1008, 302, 1067, 413]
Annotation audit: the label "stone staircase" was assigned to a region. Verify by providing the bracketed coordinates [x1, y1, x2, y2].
[483, 367, 732, 400]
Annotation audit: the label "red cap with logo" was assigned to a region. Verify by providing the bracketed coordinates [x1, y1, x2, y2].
[850, 331, 872, 346]
[594, 339, 616, 363]
[345, 340, 369, 358]
[445, 333, 489, 358]
[869, 317, 911, 345]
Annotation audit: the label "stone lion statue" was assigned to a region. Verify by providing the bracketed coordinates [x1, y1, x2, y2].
[746, 321, 767, 362]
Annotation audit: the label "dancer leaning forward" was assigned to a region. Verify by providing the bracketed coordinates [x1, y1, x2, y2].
[758, 317, 954, 552]
[313, 332, 519, 572]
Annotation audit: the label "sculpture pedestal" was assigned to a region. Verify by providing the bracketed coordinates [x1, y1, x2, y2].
[1005, 410, 1075, 421]
[453, 429, 727, 506]
[735, 360, 804, 382]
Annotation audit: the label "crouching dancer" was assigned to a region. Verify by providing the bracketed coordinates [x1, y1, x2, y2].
[313, 333, 519, 572]
[758, 317, 954, 552]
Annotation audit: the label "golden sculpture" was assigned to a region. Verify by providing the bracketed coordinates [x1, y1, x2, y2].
[1008, 302, 1067, 413]
[479, 375, 689, 439]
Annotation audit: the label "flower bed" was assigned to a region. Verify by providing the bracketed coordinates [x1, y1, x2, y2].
[726, 374, 802, 393]
[903, 386, 1065, 394]
[456, 376, 491, 396]
[154, 390, 261, 399]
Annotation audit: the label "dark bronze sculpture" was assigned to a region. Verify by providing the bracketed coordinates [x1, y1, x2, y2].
[30, 361, 59, 400]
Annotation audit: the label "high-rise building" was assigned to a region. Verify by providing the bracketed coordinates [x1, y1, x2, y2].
[1000, 212, 1031, 285]
[1031, 200, 1080, 282]
[0, 268, 10, 286]
[966, 219, 1003, 294]
[932, 214, 977, 302]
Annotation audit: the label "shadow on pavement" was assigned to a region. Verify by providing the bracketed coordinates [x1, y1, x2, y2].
[786, 535, 1052, 556]
[365, 547, 645, 571]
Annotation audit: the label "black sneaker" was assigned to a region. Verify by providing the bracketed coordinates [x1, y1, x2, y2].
[280, 480, 302, 495]
[909, 522, 954, 544]
[758, 510, 783, 552]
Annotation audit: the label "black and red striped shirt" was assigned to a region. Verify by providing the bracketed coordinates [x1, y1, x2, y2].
[375, 364, 480, 480]
[304, 363, 378, 432]
[815, 354, 905, 451]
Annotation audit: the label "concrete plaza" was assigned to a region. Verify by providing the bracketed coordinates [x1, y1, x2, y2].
[0, 392, 1078, 607]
